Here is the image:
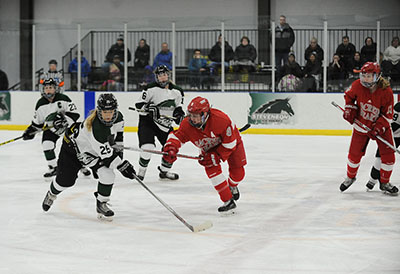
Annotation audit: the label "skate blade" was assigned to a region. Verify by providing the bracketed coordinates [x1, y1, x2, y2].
[220, 209, 236, 217]
[383, 191, 399, 196]
[97, 213, 113, 222]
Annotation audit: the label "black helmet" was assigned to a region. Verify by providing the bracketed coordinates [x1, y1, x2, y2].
[96, 93, 118, 126]
[41, 78, 58, 99]
[154, 65, 171, 87]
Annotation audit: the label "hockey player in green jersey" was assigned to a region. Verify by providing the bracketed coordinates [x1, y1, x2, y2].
[134, 65, 185, 181]
[41, 93, 136, 221]
[22, 78, 90, 178]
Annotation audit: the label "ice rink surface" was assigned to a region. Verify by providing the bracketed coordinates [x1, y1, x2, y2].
[1, 130, 399, 274]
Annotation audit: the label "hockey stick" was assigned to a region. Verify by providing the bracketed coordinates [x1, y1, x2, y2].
[112, 144, 202, 160]
[0, 125, 52, 147]
[331, 101, 400, 154]
[132, 173, 213, 232]
[128, 107, 175, 120]
[239, 123, 251, 133]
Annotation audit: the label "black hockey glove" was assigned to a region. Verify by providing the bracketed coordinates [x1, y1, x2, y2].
[22, 125, 38, 140]
[173, 107, 185, 125]
[147, 104, 160, 120]
[52, 113, 69, 135]
[117, 160, 136, 180]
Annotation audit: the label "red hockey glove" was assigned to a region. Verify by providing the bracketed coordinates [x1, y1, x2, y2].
[343, 104, 358, 125]
[367, 119, 388, 140]
[162, 143, 179, 164]
[198, 150, 221, 167]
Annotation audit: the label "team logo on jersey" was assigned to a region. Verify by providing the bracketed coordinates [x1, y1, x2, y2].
[195, 136, 222, 152]
[359, 102, 379, 122]
[251, 97, 294, 124]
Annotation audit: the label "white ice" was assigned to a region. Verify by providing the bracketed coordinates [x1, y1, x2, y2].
[1, 131, 399, 274]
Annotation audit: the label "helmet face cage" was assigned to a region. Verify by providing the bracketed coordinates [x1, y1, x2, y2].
[41, 78, 58, 99]
[187, 97, 210, 128]
[154, 65, 171, 87]
[360, 62, 381, 88]
[96, 93, 118, 126]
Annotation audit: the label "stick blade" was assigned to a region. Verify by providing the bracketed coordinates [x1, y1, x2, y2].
[192, 220, 213, 233]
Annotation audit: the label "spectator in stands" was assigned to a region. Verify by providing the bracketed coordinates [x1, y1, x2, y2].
[138, 65, 154, 90]
[102, 55, 123, 91]
[275, 15, 295, 69]
[277, 52, 303, 92]
[153, 42, 172, 70]
[381, 36, 400, 81]
[304, 37, 324, 63]
[208, 34, 234, 74]
[360, 37, 377, 62]
[40, 59, 64, 93]
[188, 49, 208, 90]
[335, 35, 356, 73]
[349, 51, 364, 78]
[0, 69, 9, 90]
[134, 39, 150, 70]
[302, 52, 322, 91]
[68, 50, 91, 90]
[233, 36, 257, 74]
[103, 36, 132, 71]
[328, 54, 346, 82]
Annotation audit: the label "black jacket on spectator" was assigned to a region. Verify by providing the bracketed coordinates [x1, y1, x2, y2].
[134, 44, 150, 69]
[304, 60, 322, 76]
[234, 44, 257, 62]
[360, 39, 377, 62]
[106, 43, 132, 63]
[328, 60, 346, 80]
[335, 43, 356, 65]
[0, 69, 8, 90]
[280, 61, 303, 79]
[275, 24, 295, 53]
[209, 41, 234, 62]
[304, 45, 324, 63]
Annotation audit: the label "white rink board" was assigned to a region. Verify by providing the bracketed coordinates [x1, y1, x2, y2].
[1, 91, 397, 131]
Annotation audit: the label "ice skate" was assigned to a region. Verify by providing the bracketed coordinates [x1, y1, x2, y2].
[42, 191, 57, 212]
[218, 199, 236, 215]
[80, 167, 91, 177]
[43, 165, 57, 178]
[366, 179, 377, 191]
[230, 186, 240, 201]
[94, 192, 114, 221]
[380, 182, 399, 196]
[340, 177, 356, 192]
[158, 166, 179, 180]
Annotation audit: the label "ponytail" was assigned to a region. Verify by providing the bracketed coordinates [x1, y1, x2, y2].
[377, 76, 390, 90]
[85, 109, 97, 131]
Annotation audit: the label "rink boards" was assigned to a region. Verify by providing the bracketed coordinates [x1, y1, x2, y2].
[0, 91, 398, 136]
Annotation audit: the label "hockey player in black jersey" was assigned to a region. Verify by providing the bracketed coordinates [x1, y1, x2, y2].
[134, 65, 185, 181]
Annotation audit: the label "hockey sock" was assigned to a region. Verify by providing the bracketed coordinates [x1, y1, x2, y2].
[97, 182, 113, 199]
[211, 173, 232, 202]
[159, 158, 172, 172]
[380, 164, 393, 184]
[44, 150, 57, 166]
[346, 158, 360, 179]
[370, 167, 380, 181]
[49, 178, 68, 195]
[228, 166, 245, 187]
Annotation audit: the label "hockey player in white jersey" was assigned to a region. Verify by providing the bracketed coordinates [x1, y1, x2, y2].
[41, 93, 136, 221]
[366, 101, 400, 194]
[134, 65, 185, 181]
[22, 78, 90, 178]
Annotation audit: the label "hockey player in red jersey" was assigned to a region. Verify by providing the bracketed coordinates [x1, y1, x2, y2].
[340, 62, 398, 195]
[162, 96, 247, 213]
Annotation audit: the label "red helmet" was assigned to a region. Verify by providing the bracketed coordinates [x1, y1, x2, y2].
[187, 96, 210, 128]
[360, 62, 380, 88]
